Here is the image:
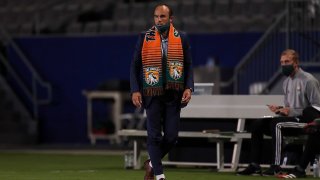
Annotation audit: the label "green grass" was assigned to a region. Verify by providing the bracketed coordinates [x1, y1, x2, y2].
[0, 152, 311, 180]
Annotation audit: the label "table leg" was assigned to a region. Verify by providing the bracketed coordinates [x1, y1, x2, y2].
[216, 140, 224, 171]
[133, 139, 142, 169]
[231, 118, 246, 170]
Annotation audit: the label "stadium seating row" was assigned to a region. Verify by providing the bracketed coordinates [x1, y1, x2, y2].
[0, 0, 288, 35]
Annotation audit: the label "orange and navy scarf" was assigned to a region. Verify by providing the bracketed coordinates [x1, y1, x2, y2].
[142, 24, 184, 96]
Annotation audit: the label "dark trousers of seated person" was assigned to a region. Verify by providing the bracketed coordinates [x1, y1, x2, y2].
[298, 107, 320, 169]
[250, 106, 320, 165]
[299, 133, 320, 169]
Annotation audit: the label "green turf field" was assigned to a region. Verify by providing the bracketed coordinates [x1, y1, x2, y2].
[0, 151, 311, 180]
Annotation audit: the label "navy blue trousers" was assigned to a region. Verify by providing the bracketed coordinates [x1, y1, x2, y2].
[145, 91, 181, 175]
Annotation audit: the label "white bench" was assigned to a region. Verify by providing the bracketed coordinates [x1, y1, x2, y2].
[181, 95, 284, 169]
[119, 95, 284, 171]
[118, 129, 245, 171]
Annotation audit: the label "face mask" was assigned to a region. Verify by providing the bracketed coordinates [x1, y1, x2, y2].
[156, 22, 170, 33]
[281, 64, 294, 76]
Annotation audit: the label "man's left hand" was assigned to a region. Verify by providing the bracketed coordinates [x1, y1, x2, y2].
[181, 88, 192, 106]
[276, 107, 290, 116]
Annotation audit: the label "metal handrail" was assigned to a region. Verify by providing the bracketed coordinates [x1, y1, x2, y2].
[220, 10, 289, 92]
[225, 0, 320, 94]
[310, 51, 320, 62]
[0, 53, 33, 100]
[0, 28, 52, 119]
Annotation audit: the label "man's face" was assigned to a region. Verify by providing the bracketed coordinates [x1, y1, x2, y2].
[154, 5, 171, 26]
[280, 54, 296, 67]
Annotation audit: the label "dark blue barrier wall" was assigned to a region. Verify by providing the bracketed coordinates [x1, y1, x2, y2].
[8, 33, 261, 143]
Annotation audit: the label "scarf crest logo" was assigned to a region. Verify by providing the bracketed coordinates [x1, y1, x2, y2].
[169, 61, 183, 80]
[145, 67, 160, 86]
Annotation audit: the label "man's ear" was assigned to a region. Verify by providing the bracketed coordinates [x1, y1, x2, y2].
[169, 16, 173, 23]
[294, 61, 299, 70]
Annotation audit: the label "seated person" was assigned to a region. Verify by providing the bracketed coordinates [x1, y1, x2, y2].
[237, 49, 320, 176]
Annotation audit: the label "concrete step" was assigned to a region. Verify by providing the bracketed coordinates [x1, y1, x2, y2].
[0, 120, 22, 132]
[0, 89, 5, 100]
[0, 132, 37, 145]
[0, 100, 14, 111]
[0, 110, 22, 122]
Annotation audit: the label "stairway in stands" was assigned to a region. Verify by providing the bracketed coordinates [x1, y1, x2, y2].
[0, 75, 37, 145]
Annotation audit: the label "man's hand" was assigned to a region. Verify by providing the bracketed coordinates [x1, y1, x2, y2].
[267, 105, 283, 113]
[181, 89, 192, 106]
[132, 92, 142, 108]
[276, 107, 290, 116]
[267, 104, 289, 116]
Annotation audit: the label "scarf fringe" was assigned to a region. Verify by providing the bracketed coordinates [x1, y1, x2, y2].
[166, 82, 184, 91]
[143, 87, 164, 96]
